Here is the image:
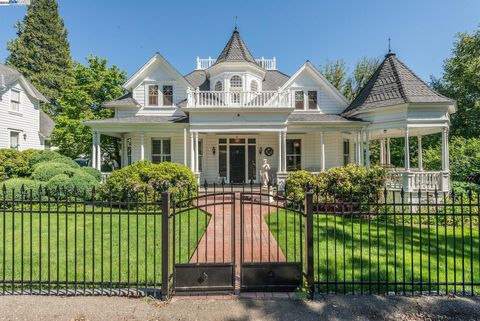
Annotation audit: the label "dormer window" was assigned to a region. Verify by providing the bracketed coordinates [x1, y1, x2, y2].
[214, 81, 223, 91]
[163, 85, 173, 106]
[250, 80, 258, 92]
[230, 75, 242, 88]
[148, 85, 159, 106]
[308, 91, 317, 109]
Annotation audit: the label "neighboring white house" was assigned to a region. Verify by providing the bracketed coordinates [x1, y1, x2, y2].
[84, 28, 456, 192]
[0, 64, 54, 151]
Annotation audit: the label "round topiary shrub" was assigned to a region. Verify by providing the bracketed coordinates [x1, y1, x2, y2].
[45, 170, 99, 199]
[70, 171, 99, 197]
[100, 161, 197, 203]
[80, 167, 102, 182]
[45, 174, 75, 196]
[32, 162, 78, 182]
[29, 150, 79, 169]
[1, 178, 40, 201]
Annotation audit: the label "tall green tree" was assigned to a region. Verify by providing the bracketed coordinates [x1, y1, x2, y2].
[6, 0, 73, 103]
[320, 57, 380, 101]
[432, 28, 480, 138]
[51, 56, 126, 164]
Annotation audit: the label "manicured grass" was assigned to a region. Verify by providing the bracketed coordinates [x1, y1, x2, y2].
[0, 206, 209, 292]
[266, 210, 480, 294]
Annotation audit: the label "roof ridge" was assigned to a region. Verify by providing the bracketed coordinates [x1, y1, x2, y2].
[388, 54, 408, 103]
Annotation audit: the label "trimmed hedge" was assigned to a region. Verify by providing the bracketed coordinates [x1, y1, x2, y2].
[80, 167, 102, 182]
[100, 161, 197, 203]
[29, 150, 79, 169]
[2, 178, 40, 200]
[31, 162, 78, 182]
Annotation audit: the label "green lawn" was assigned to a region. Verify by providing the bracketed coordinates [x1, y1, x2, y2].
[0, 206, 209, 292]
[266, 210, 480, 294]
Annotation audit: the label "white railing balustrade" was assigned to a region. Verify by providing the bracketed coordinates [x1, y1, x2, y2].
[411, 171, 442, 191]
[195, 57, 277, 70]
[386, 171, 445, 192]
[187, 89, 291, 108]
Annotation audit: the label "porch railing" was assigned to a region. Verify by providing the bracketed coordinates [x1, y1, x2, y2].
[186, 90, 292, 108]
[195, 56, 277, 70]
[386, 170, 448, 192]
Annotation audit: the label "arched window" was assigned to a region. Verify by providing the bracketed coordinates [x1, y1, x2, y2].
[214, 81, 223, 91]
[230, 75, 242, 88]
[250, 80, 258, 92]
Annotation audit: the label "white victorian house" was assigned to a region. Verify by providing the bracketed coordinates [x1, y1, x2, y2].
[85, 29, 455, 192]
[0, 64, 54, 151]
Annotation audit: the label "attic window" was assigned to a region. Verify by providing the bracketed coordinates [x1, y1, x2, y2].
[163, 85, 173, 106]
[214, 81, 223, 91]
[148, 85, 159, 106]
[250, 80, 258, 92]
[294, 91, 304, 110]
[230, 75, 242, 88]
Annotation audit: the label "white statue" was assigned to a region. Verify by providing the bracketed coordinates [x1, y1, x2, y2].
[260, 159, 271, 187]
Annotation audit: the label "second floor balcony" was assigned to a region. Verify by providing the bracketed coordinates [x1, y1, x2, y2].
[186, 89, 292, 108]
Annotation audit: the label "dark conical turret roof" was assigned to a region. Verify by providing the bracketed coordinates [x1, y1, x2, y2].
[214, 29, 256, 65]
[343, 52, 453, 115]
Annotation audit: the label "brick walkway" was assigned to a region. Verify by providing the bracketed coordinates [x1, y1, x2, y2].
[190, 192, 286, 274]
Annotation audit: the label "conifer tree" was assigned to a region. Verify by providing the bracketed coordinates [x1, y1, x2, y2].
[6, 0, 73, 103]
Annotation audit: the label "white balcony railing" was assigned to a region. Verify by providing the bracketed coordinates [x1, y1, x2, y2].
[386, 170, 449, 192]
[186, 90, 292, 108]
[196, 56, 277, 70]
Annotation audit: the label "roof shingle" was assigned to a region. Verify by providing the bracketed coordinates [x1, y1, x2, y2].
[213, 29, 256, 65]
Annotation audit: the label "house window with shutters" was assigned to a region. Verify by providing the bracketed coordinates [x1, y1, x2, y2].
[151, 138, 171, 163]
[148, 85, 159, 106]
[163, 85, 173, 106]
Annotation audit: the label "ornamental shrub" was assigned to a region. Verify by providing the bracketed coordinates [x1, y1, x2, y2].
[80, 167, 102, 182]
[45, 174, 75, 195]
[100, 161, 197, 203]
[2, 178, 40, 201]
[0, 149, 34, 181]
[31, 162, 77, 182]
[29, 150, 79, 169]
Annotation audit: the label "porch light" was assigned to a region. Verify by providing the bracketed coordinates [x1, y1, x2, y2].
[212, 146, 216, 155]
[233, 137, 242, 144]
[293, 141, 300, 148]
[23, 133, 27, 140]
[259, 147, 263, 155]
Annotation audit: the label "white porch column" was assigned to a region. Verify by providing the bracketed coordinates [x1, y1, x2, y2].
[282, 131, 287, 172]
[418, 135, 423, 171]
[140, 133, 145, 161]
[442, 127, 449, 171]
[194, 131, 199, 173]
[190, 131, 195, 171]
[365, 129, 370, 169]
[92, 131, 97, 169]
[379, 139, 386, 164]
[183, 128, 187, 166]
[386, 138, 391, 165]
[319, 131, 325, 171]
[96, 132, 101, 171]
[404, 128, 410, 171]
[278, 131, 282, 172]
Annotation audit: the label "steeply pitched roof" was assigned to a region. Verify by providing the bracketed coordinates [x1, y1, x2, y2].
[262, 70, 290, 90]
[343, 53, 453, 115]
[0, 64, 48, 102]
[213, 29, 256, 65]
[39, 110, 55, 137]
[103, 92, 140, 108]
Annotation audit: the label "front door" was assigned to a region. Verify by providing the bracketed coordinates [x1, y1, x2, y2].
[229, 145, 245, 183]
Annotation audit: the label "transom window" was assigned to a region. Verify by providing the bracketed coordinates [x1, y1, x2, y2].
[11, 89, 20, 112]
[214, 81, 223, 91]
[294, 91, 304, 110]
[163, 85, 173, 106]
[148, 85, 159, 106]
[230, 75, 242, 88]
[10, 131, 20, 150]
[151, 138, 171, 163]
[308, 91, 317, 109]
[250, 80, 258, 92]
[286, 139, 301, 171]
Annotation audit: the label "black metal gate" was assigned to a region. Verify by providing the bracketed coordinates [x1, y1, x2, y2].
[240, 187, 304, 291]
[171, 184, 236, 293]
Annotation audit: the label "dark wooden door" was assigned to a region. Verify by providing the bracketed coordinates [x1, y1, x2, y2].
[229, 145, 245, 183]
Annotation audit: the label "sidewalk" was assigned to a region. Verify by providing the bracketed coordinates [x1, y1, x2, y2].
[0, 295, 479, 321]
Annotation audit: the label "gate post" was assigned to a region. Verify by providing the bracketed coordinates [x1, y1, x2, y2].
[161, 188, 171, 300]
[305, 190, 314, 297]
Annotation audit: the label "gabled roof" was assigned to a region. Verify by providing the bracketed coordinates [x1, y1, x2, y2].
[213, 29, 256, 65]
[343, 53, 454, 116]
[39, 110, 55, 137]
[0, 64, 48, 102]
[103, 92, 141, 108]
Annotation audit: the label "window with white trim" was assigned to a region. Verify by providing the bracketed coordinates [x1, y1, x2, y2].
[286, 139, 301, 171]
[214, 81, 223, 91]
[230, 75, 242, 88]
[250, 80, 258, 92]
[162, 85, 173, 106]
[11, 89, 20, 112]
[308, 91, 317, 109]
[294, 91, 304, 110]
[151, 138, 171, 163]
[126, 138, 132, 166]
[198, 139, 203, 172]
[148, 85, 158, 106]
[343, 139, 350, 166]
[10, 131, 20, 150]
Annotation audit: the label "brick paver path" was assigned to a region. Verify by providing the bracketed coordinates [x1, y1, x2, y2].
[190, 192, 286, 274]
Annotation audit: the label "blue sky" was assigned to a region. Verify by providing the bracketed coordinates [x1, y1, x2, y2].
[0, 0, 479, 82]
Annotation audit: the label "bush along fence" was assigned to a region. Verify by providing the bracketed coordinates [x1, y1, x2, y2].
[0, 182, 479, 298]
